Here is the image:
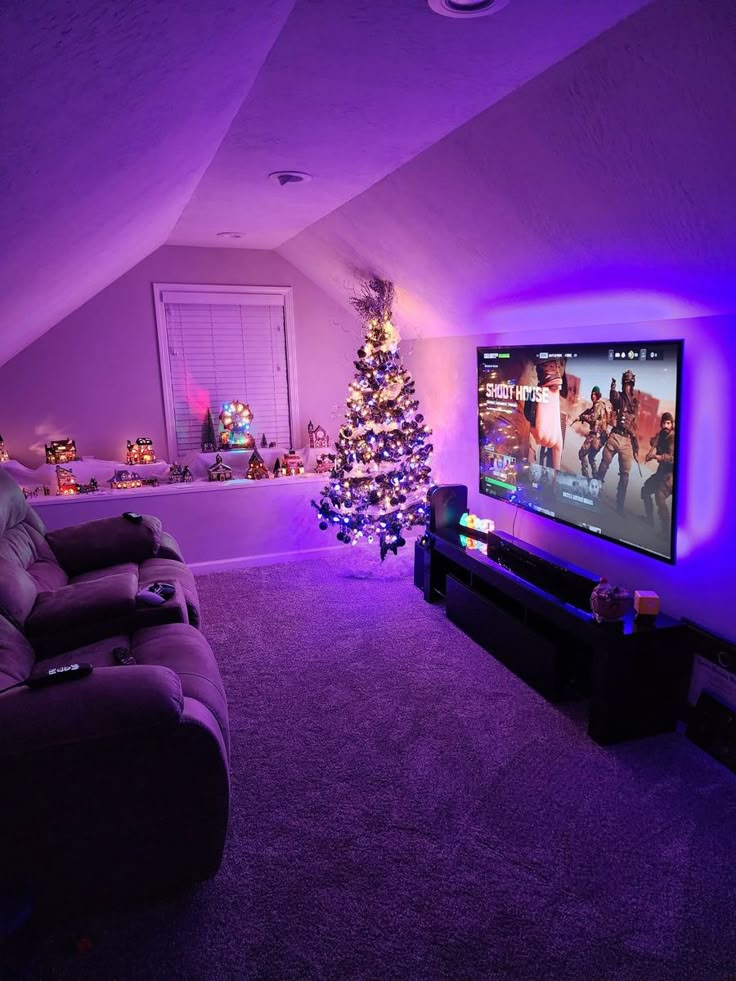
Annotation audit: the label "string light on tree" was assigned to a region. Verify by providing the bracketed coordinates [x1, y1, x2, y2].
[312, 278, 433, 559]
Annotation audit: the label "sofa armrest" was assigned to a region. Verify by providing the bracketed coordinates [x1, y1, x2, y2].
[46, 515, 163, 576]
[0, 665, 183, 759]
[157, 531, 186, 563]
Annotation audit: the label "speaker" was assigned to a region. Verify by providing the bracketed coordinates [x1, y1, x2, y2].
[429, 485, 468, 532]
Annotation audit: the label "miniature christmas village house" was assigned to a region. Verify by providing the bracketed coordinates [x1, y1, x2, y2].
[108, 469, 142, 490]
[245, 448, 270, 480]
[126, 437, 156, 466]
[207, 454, 233, 482]
[0, 435, 8, 463]
[168, 463, 194, 483]
[314, 452, 336, 474]
[56, 465, 79, 495]
[279, 448, 305, 476]
[45, 438, 79, 465]
[307, 421, 329, 449]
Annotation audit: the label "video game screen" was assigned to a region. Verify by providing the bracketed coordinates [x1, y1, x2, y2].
[477, 340, 683, 562]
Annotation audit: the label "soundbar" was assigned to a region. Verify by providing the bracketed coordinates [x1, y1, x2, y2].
[486, 530, 600, 612]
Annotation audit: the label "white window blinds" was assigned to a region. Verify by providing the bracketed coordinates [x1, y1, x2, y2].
[160, 290, 292, 457]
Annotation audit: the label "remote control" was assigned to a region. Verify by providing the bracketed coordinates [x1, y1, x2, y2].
[113, 646, 136, 666]
[122, 512, 143, 523]
[26, 663, 93, 689]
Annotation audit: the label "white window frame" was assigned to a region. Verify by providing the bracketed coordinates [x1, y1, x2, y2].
[152, 282, 301, 461]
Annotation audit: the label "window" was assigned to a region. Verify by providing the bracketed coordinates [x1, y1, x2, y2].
[153, 284, 300, 459]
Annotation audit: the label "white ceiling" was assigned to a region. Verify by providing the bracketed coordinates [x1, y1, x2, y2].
[0, 0, 653, 366]
[170, 0, 651, 250]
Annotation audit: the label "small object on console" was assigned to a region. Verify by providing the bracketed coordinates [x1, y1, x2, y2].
[590, 578, 632, 624]
[122, 511, 144, 523]
[634, 590, 660, 619]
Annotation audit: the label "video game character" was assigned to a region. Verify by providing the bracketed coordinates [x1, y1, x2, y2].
[575, 386, 609, 479]
[641, 411, 675, 535]
[597, 369, 640, 515]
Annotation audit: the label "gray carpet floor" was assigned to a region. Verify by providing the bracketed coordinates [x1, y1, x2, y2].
[33, 547, 736, 980]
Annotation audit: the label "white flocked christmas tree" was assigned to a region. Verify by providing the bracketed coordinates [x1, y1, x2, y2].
[313, 279, 433, 559]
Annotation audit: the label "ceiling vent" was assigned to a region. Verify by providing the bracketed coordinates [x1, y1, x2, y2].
[216, 231, 245, 239]
[269, 171, 313, 186]
[427, 0, 510, 18]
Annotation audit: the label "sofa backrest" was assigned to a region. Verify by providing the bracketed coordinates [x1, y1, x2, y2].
[0, 471, 68, 630]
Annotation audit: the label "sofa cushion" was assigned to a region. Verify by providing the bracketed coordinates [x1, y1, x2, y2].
[27, 556, 69, 593]
[0, 556, 38, 629]
[71, 562, 139, 585]
[46, 515, 163, 577]
[0, 615, 35, 688]
[40, 634, 131, 671]
[132, 624, 229, 754]
[27, 573, 138, 658]
[0, 665, 184, 758]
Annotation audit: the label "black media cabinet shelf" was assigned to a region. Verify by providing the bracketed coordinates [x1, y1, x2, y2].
[415, 485, 692, 746]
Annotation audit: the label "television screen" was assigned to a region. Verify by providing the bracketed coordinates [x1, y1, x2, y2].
[477, 340, 682, 562]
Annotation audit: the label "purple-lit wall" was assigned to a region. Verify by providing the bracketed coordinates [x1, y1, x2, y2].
[0, 246, 357, 467]
[404, 313, 735, 642]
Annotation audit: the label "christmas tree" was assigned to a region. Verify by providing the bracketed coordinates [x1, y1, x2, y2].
[313, 278, 432, 559]
[201, 408, 217, 452]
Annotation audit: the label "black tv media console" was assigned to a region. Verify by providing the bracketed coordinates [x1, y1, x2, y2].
[415, 485, 692, 745]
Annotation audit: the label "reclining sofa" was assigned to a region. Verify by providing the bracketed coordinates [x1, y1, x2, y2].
[0, 471, 230, 912]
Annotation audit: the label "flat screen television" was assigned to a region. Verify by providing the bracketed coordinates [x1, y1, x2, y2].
[477, 340, 683, 563]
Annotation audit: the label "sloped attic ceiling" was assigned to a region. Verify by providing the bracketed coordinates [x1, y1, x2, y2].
[278, 0, 736, 338]
[1, 0, 649, 367]
[0, 0, 297, 366]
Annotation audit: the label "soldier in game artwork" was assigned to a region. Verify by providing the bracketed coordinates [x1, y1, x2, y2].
[641, 411, 675, 535]
[596, 369, 640, 515]
[575, 385, 610, 479]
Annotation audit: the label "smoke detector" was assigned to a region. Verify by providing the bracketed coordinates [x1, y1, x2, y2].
[428, 0, 511, 18]
[269, 171, 313, 186]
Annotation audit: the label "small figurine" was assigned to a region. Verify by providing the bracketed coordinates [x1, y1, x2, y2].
[208, 453, 233, 482]
[168, 463, 194, 484]
[46, 438, 79, 465]
[279, 448, 305, 476]
[109, 469, 142, 490]
[245, 449, 270, 481]
[307, 421, 330, 449]
[56, 465, 79, 495]
[78, 477, 99, 494]
[201, 408, 218, 453]
[219, 400, 254, 450]
[590, 578, 632, 624]
[260, 433, 268, 448]
[126, 437, 156, 466]
[314, 453, 336, 474]
[0, 434, 9, 463]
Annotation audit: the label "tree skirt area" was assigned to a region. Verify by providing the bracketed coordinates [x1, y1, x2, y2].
[30, 547, 736, 980]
